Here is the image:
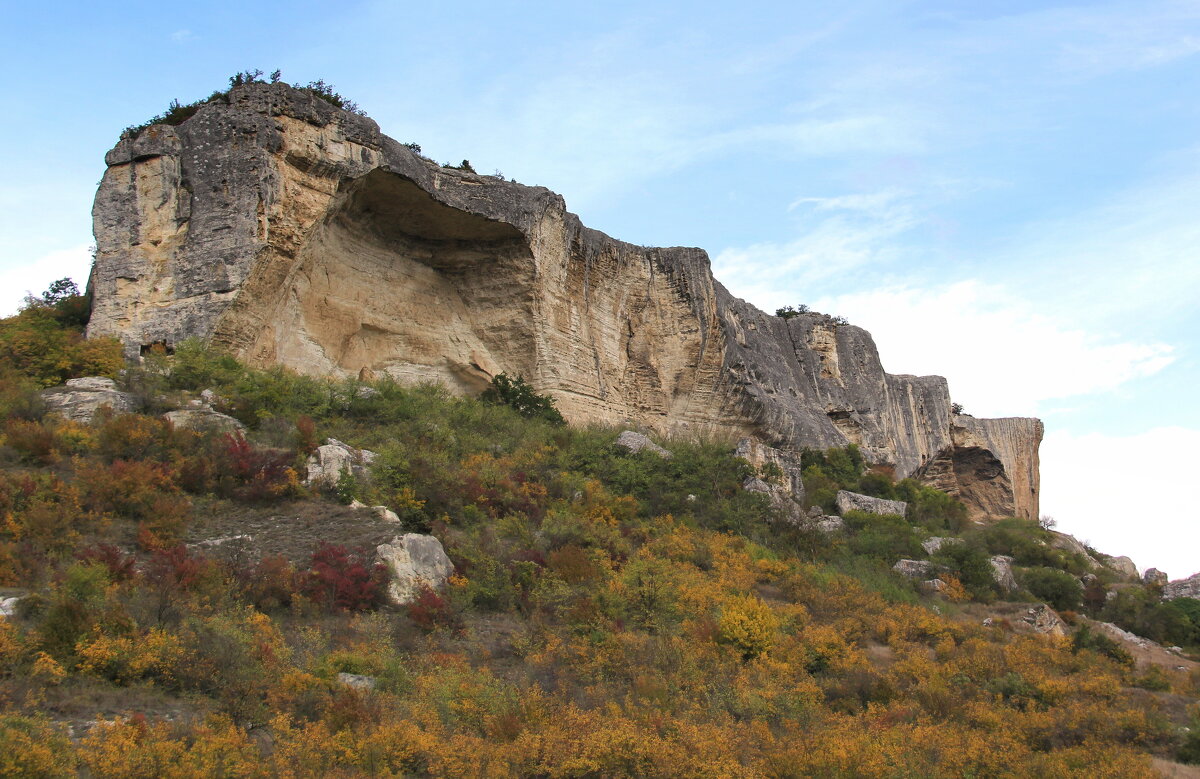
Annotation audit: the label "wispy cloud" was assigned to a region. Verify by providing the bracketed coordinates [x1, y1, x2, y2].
[170, 29, 193, 44]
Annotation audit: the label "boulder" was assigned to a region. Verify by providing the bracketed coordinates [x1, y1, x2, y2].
[734, 437, 805, 501]
[1047, 532, 1100, 569]
[921, 578, 948, 595]
[614, 431, 671, 459]
[305, 438, 376, 489]
[893, 559, 935, 579]
[336, 672, 377, 691]
[376, 533, 455, 605]
[163, 408, 245, 434]
[815, 516, 845, 533]
[989, 555, 1018, 593]
[41, 377, 139, 424]
[1143, 568, 1169, 588]
[922, 536, 963, 555]
[0, 596, 22, 619]
[1105, 555, 1139, 580]
[1164, 573, 1200, 601]
[1023, 604, 1067, 637]
[836, 490, 907, 518]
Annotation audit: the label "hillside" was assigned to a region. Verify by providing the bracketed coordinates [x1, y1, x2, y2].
[0, 283, 1197, 777]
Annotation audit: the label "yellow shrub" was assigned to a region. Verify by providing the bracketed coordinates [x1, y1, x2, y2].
[718, 595, 779, 660]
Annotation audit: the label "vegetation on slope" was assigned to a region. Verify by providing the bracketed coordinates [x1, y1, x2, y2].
[0, 281, 1197, 776]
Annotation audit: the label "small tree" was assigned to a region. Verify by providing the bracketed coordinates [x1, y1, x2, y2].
[480, 373, 565, 424]
[774, 304, 809, 319]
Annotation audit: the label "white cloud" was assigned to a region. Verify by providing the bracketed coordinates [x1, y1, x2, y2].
[1041, 426, 1200, 579]
[170, 29, 193, 43]
[808, 280, 1174, 418]
[0, 245, 93, 317]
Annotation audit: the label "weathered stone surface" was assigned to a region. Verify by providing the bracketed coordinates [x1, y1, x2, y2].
[614, 431, 671, 459]
[376, 533, 454, 605]
[1023, 604, 1067, 637]
[913, 415, 1043, 522]
[836, 490, 907, 517]
[0, 597, 21, 618]
[1164, 573, 1200, 600]
[336, 672, 377, 691]
[87, 82, 1041, 520]
[163, 408, 245, 433]
[41, 377, 139, 424]
[1144, 568, 1169, 587]
[1048, 532, 1099, 568]
[741, 477, 804, 525]
[305, 438, 376, 489]
[920, 578, 949, 595]
[735, 437, 805, 502]
[1105, 555, 1139, 580]
[893, 559, 935, 579]
[815, 516, 845, 533]
[990, 555, 1018, 593]
[922, 536, 963, 555]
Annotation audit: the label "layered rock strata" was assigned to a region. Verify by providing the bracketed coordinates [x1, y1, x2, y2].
[88, 82, 1043, 519]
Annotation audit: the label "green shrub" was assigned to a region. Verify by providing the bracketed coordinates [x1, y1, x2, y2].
[1070, 623, 1133, 667]
[480, 373, 564, 425]
[1020, 566, 1083, 612]
[931, 541, 997, 601]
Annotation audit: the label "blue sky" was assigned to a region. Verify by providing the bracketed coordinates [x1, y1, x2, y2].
[3, 1, 1197, 575]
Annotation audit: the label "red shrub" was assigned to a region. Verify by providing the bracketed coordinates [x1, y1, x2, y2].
[299, 543, 387, 612]
[143, 544, 213, 594]
[406, 584, 460, 632]
[237, 555, 299, 611]
[218, 433, 300, 503]
[76, 543, 137, 582]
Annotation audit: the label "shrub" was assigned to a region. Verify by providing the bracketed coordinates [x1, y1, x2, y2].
[406, 584, 461, 632]
[717, 595, 779, 659]
[1020, 566, 1083, 612]
[932, 541, 997, 601]
[300, 543, 387, 612]
[480, 373, 565, 424]
[1070, 624, 1133, 667]
[0, 286, 122, 387]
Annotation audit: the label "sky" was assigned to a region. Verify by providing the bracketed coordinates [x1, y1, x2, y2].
[2, 0, 1197, 577]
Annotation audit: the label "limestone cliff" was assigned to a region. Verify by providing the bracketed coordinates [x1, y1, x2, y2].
[88, 82, 1043, 520]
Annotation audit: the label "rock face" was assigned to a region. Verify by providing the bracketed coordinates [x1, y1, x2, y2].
[614, 431, 671, 459]
[42, 377, 139, 424]
[305, 438, 376, 489]
[1105, 556, 1140, 580]
[836, 490, 907, 518]
[893, 560, 936, 579]
[1164, 573, 1200, 601]
[87, 82, 1041, 519]
[163, 408, 245, 433]
[989, 555, 1018, 593]
[1143, 568, 1169, 587]
[376, 533, 454, 605]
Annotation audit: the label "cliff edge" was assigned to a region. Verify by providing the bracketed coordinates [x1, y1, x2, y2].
[88, 82, 1042, 520]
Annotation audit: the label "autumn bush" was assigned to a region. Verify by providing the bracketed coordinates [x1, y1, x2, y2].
[299, 543, 387, 612]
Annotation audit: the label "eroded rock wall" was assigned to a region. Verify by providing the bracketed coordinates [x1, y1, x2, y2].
[88, 82, 1042, 519]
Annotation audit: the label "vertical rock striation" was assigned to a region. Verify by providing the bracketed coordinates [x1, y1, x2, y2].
[88, 82, 1042, 520]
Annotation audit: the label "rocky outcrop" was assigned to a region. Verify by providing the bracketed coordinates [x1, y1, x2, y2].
[893, 560, 936, 579]
[1164, 573, 1200, 601]
[1144, 568, 1169, 588]
[913, 416, 1043, 522]
[163, 408, 245, 433]
[304, 438, 376, 490]
[836, 490, 907, 517]
[87, 82, 1041, 519]
[990, 555, 1018, 593]
[1105, 556, 1140, 580]
[922, 536, 962, 555]
[376, 533, 454, 605]
[735, 438, 805, 501]
[614, 431, 671, 459]
[42, 377, 139, 424]
[1023, 604, 1067, 637]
